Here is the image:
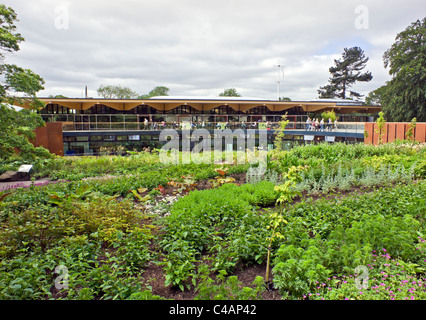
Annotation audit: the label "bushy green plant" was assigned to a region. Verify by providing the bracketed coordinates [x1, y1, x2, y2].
[194, 265, 265, 300]
[307, 250, 426, 300]
[272, 242, 332, 299]
[160, 181, 278, 289]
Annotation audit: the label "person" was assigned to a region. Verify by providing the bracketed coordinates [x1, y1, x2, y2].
[144, 118, 148, 130]
[327, 118, 332, 131]
[320, 118, 324, 131]
[306, 117, 311, 131]
[241, 120, 246, 129]
[334, 118, 338, 130]
[315, 118, 319, 131]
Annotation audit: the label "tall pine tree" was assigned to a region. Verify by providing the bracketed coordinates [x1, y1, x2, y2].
[318, 46, 372, 99]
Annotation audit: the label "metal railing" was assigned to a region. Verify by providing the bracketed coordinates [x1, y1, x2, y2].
[41, 114, 365, 134]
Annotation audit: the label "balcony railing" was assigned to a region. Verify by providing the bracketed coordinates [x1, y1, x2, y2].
[41, 114, 366, 134]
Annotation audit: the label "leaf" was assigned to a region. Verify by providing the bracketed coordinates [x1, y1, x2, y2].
[137, 187, 148, 194]
[0, 192, 12, 202]
[131, 190, 151, 202]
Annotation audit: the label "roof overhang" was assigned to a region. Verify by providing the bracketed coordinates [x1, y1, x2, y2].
[15, 97, 381, 114]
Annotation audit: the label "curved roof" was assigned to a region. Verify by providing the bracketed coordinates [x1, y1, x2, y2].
[16, 97, 381, 114]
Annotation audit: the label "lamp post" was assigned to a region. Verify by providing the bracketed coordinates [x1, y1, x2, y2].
[274, 64, 284, 100]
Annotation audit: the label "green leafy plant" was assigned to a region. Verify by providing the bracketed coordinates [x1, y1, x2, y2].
[209, 167, 236, 188]
[375, 111, 386, 144]
[194, 264, 265, 300]
[273, 114, 290, 152]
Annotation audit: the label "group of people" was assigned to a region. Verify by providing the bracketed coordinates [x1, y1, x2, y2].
[141, 117, 339, 131]
[306, 117, 338, 132]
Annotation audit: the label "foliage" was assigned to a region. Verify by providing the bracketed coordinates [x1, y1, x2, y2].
[209, 167, 235, 188]
[375, 111, 386, 144]
[405, 117, 417, 142]
[321, 110, 337, 122]
[318, 46, 372, 99]
[273, 114, 289, 151]
[0, 4, 50, 162]
[0, 104, 52, 161]
[273, 207, 425, 298]
[380, 17, 426, 122]
[194, 265, 265, 300]
[0, 4, 45, 109]
[218, 88, 241, 97]
[0, 144, 425, 300]
[306, 250, 426, 300]
[138, 86, 170, 99]
[97, 84, 138, 99]
[159, 181, 277, 289]
[274, 165, 307, 205]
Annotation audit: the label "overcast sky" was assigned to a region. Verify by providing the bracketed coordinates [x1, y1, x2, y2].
[4, 0, 425, 100]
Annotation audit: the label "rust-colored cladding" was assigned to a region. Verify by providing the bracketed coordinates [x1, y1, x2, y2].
[387, 123, 396, 143]
[364, 122, 373, 144]
[395, 123, 406, 141]
[364, 122, 426, 145]
[34, 122, 64, 156]
[415, 123, 426, 142]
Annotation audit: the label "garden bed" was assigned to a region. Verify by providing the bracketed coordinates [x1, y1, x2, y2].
[1, 142, 425, 300]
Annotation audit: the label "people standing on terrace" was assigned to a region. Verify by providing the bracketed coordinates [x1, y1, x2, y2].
[306, 117, 311, 130]
[327, 118, 332, 131]
[314, 118, 320, 131]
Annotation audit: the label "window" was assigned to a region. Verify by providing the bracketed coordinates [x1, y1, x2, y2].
[76, 136, 89, 142]
[129, 135, 140, 141]
[104, 135, 115, 141]
[90, 135, 102, 141]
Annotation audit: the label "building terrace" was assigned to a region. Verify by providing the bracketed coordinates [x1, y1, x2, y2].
[15, 96, 381, 155]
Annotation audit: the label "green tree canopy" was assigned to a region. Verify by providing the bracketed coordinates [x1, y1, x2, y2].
[219, 88, 242, 97]
[138, 86, 170, 99]
[378, 17, 426, 122]
[97, 84, 138, 99]
[0, 4, 50, 161]
[0, 105, 51, 161]
[318, 46, 372, 99]
[0, 4, 45, 109]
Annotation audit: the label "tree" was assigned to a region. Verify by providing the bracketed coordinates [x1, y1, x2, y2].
[48, 94, 68, 98]
[138, 86, 170, 99]
[379, 18, 425, 122]
[0, 4, 50, 161]
[218, 88, 241, 97]
[318, 47, 372, 99]
[279, 97, 292, 101]
[97, 84, 138, 99]
[365, 85, 386, 106]
[375, 111, 386, 145]
[0, 4, 45, 109]
[0, 104, 51, 161]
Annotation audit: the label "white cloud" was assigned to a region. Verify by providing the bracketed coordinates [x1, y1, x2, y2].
[3, 0, 425, 100]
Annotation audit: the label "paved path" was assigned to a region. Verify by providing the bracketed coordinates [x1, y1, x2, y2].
[0, 179, 52, 192]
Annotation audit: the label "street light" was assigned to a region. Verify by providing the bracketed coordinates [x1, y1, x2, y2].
[273, 64, 284, 100]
